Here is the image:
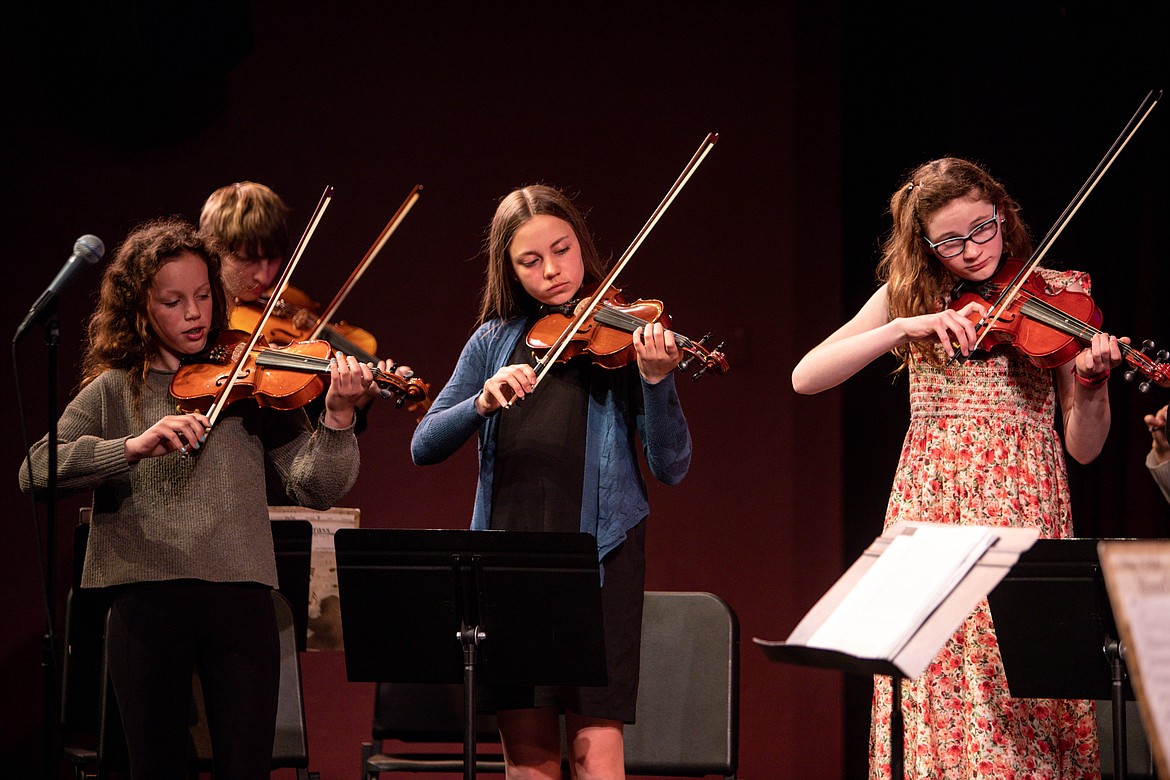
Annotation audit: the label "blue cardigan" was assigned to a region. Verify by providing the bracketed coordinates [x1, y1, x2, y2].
[411, 317, 691, 559]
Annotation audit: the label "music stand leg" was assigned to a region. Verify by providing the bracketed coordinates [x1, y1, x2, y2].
[890, 675, 904, 780]
[460, 625, 485, 780]
[1106, 638, 1127, 780]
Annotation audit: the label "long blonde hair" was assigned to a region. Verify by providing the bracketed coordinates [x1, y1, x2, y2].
[877, 157, 1033, 367]
[477, 185, 607, 325]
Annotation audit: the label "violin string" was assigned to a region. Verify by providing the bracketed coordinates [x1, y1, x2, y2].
[533, 133, 718, 387]
[593, 306, 700, 351]
[991, 288, 1156, 368]
[320, 324, 379, 365]
[253, 349, 419, 397]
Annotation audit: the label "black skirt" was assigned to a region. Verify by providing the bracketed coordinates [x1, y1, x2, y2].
[479, 518, 646, 723]
[484, 338, 647, 722]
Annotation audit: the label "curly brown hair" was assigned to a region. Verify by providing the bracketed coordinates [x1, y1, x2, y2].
[477, 185, 608, 325]
[80, 217, 229, 402]
[876, 157, 1034, 368]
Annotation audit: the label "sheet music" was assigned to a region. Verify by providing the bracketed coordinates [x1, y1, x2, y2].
[270, 506, 360, 651]
[1127, 594, 1170, 763]
[807, 524, 996, 660]
[1099, 542, 1170, 778]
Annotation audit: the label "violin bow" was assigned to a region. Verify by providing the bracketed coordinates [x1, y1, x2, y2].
[967, 90, 1161, 355]
[205, 185, 334, 429]
[307, 184, 423, 344]
[532, 132, 719, 389]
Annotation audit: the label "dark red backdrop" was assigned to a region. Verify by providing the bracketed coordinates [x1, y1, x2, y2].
[2, 3, 1167, 779]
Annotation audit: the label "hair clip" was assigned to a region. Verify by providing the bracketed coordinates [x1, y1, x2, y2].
[906, 182, 916, 192]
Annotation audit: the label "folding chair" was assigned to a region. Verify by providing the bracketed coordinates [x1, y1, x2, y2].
[624, 591, 739, 779]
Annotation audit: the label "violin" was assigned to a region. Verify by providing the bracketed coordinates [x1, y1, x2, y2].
[522, 133, 724, 397]
[170, 329, 431, 415]
[252, 183, 423, 369]
[231, 287, 379, 362]
[947, 90, 1170, 391]
[950, 259, 1170, 389]
[950, 258, 1101, 369]
[527, 286, 728, 380]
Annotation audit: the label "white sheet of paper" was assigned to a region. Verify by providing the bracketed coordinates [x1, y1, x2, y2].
[1125, 592, 1170, 766]
[807, 524, 996, 660]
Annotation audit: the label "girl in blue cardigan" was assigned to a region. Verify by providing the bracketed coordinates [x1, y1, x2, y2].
[411, 184, 691, 779]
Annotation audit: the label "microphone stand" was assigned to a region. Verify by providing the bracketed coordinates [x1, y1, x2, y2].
[33, 310, 61, 780]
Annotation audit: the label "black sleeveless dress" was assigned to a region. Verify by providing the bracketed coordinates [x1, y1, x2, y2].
[483, 333, 646, 723]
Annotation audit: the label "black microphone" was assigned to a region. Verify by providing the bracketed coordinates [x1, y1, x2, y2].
[14, 235, 105, 343]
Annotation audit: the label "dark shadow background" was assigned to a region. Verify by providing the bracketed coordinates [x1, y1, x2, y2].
[1, 3, 1167, 778]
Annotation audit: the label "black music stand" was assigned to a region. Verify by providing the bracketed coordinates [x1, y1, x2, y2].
[987, 538, 1135, 780]
[270, 519, 313, 652]
[754, 521, 1039, 780]
[334, 528, 607, 780]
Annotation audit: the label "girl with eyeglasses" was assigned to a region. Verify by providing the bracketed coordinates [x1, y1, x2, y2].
[793, 157, 1123, 779]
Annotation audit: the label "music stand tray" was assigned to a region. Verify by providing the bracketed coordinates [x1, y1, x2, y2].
[754, 521, 1039, 780]
[334, 528, 607, 780]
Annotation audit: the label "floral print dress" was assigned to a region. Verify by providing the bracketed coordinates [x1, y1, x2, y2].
[869, 269, 1101, 779]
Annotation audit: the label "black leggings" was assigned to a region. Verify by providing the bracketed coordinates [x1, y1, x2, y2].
[105, 580, 279, 780]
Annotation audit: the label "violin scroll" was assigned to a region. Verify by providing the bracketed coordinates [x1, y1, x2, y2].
[1123, 339, 1170, 393]
[378, 364, 432, 411]
[675, 331, 729, 381]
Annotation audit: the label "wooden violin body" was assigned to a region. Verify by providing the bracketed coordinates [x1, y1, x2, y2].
[950, 258, 1101, 369]
[171, 330, 329, 414]
[170, 330, 431, 415]
[949, 259, 1170, 388]
[527, 286, 729, 380]
[231, 286, 378, 360]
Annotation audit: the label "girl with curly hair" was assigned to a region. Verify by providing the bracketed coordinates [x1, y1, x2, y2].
[20, 216, 374, 778]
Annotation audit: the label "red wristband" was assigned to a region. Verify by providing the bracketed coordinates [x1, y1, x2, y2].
[1072, 366, 1109, 389]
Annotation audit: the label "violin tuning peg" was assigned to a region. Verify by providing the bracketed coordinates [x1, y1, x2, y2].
[1158, 350, 1170, 362]
[1143, 339, 1156, 352]
[1124, 369, 1137, 383]
[691, 358, 716, 381]
[1140, 381, 1152, 393]
[677, 356, 694, 373]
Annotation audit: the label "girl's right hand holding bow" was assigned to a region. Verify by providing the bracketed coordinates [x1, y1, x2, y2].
[126, 412, 211, 464]
[476, 363, 537, 415]
[899, 300, 987, 359]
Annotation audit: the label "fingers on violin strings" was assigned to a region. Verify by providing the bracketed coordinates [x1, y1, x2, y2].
[662, 326, 679, 353]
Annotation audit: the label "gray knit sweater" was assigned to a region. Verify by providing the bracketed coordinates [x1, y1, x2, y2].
[19, 369, 359, 588]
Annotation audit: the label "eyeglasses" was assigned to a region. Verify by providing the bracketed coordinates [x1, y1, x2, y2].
[924, 206, 999, 259]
